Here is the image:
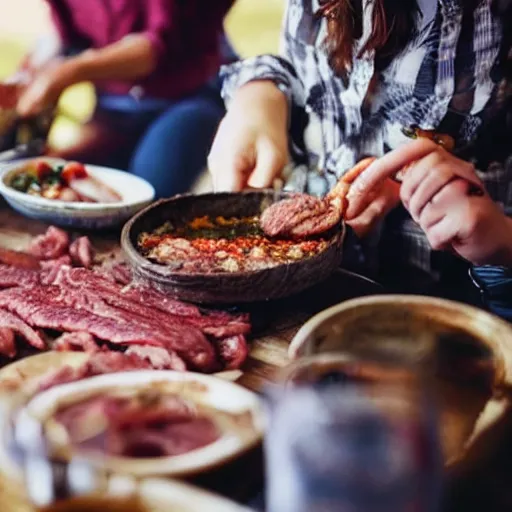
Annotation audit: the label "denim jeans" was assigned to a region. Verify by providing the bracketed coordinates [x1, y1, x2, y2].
[88, 78, 225, 199]
[66, 35, 237, 199]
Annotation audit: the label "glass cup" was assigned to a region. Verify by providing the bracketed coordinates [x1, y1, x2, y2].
[0, 390, 141, 512]
[264, 354, 443, 512]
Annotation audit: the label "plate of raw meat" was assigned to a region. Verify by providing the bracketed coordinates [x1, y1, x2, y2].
[0, 158, 155, 229]
[1, 369, 264, 478]
[0, 225, 253, 373]
[121, 190, 346, 304]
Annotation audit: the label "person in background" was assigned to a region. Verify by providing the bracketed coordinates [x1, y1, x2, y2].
[13, 0, 237, 198]
[208, 0, 512, 317]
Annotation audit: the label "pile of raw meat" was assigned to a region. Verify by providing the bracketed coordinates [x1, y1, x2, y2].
[0, 226, 251, 377]
[52, 392, 220, 458]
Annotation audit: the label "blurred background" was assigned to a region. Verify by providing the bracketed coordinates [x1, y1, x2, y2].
[0, 0, 285, 153]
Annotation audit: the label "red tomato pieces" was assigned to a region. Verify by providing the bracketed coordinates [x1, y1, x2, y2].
[35, 161, 54, 181]
[61, 162, 88, 184]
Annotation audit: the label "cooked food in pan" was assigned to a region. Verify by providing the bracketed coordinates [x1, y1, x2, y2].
[138, 215, 330, 273]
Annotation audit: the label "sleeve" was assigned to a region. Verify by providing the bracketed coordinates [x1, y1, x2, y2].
[469, 266, 512, 322]
[141, 0, 235, 72]
[45, 0, 75, 47]
[220, 0, 307, 111]
[139, 0, 180, 70]
[468, 102, 512, 217]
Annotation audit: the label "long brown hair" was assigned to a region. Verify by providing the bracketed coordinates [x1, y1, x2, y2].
[317, 0, 420, 79]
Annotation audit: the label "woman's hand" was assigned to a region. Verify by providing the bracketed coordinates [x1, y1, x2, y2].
[208, 80, 289, 191]
[344, 178, 401, 238]
[16, 58, 78, 117]
[347, 138, 512, 266]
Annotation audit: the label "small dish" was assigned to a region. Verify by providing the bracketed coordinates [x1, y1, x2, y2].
[0, 158, 155, 229]
[11, 370, 264, 478]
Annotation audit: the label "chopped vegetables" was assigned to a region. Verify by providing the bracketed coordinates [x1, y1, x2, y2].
[61, 161, 88, 183]
[8, 160, 122, 204]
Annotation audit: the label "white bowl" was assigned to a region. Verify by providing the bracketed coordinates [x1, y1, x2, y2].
[13, 370, 264, 478]
[0, 158, 155, 229]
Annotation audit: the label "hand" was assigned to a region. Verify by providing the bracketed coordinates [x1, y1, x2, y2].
[345, 178, 401, 238]
[208, 81, 289, 191]
[347, 138, 512, 266]
[16, 58, 77, 117]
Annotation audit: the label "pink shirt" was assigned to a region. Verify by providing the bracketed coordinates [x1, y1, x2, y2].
[47, 0, 235, 99]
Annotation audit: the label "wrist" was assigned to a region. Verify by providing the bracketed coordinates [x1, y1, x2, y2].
[65, 49, 98, 84]
[232, 80, 287, 111]
[231, 80, 288, 128]
[57, 57, 84, 89]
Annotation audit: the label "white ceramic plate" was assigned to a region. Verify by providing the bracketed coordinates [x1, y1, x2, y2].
[0, 158, 155, 229]
[15, 370, 264, 478]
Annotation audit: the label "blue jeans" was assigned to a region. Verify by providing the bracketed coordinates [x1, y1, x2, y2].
[91, 80, 224, 198]
[64, 36, 236, 199]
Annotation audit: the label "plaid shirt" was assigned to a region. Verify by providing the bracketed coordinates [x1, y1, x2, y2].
[221, 0, 512, 278]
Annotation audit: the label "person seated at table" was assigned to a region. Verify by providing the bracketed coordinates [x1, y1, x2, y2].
[13, 0, 237, 198]
[207, 0, 512, 308]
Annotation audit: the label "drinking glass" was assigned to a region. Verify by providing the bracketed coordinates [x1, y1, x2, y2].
[264, 354, 443, 512]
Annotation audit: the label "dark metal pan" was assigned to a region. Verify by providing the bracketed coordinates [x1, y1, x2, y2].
[121, 191, 345, 305]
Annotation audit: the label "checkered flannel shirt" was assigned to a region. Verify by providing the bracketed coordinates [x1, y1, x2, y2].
[221, 0, 512, 278]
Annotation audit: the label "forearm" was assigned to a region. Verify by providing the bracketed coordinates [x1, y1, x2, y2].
[63, 34, 157, 86]
[229, 80, 288, 127]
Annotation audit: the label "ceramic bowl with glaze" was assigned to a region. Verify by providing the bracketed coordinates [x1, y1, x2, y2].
[0, 158, 155, 229]
[121, 192, 345, 304]
[288, 294, 512, 469]
[7, 369, 264, 478]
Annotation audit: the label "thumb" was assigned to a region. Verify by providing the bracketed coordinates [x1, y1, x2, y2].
[247, 138, 287, 189]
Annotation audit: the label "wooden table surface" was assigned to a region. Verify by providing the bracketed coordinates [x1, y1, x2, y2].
[3, 201, 512, 511]
[0, 200, 383, 510]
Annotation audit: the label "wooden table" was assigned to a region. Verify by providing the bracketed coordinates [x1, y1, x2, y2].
[5, 202, 512, 512]
[0, 200, 383, 510]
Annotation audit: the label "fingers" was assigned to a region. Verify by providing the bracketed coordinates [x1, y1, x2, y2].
[404, 166, 455, 222]
[341, 157, 377, 185]
[346, 185, 399, 238]
[247, 137, 287, 188]
[425, 214, 462, 251]
[349, 138, 441, 197]
[208, 118, 287, 192]
[345, 187, 378, 220]
[208, 118, 255, 192]
[346, 198, 387, 238]
[346, 178, 399, 219]
[417, 179, 470, 231]
[349, 138, 483, 203]
[208, 143, 254, 192]
[17, 83, 44, 117]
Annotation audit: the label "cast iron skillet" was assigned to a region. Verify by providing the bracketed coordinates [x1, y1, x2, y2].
[121, 191, 345, 305]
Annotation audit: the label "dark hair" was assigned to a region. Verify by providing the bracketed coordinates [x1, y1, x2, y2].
[316, 0, 420, 79]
